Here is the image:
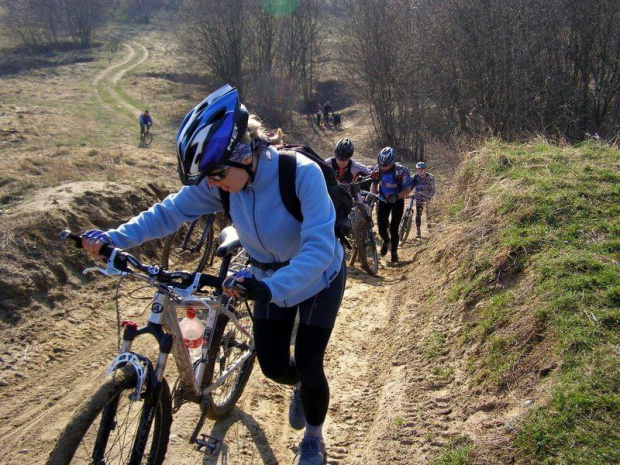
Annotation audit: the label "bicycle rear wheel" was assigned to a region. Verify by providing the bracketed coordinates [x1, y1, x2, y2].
[161, 215, 215, 273]
[47, 365, 172, 465]
[399, 210, 413, 245]
[202, 300, 255, 420]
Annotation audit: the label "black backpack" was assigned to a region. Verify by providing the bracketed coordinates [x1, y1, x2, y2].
[220, 144, 353, 247]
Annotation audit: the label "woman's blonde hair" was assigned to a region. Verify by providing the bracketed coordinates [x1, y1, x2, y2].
[242, 114, 284, 145]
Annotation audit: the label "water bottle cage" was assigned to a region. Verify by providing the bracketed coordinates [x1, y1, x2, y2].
[106, 352, 150, 401]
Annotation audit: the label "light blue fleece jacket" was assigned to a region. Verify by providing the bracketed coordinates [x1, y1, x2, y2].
[106, 146, 344, 308]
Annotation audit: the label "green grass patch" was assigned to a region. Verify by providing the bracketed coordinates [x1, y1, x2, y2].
[434, 437, 474, 465]
[444, 140, 620, 461]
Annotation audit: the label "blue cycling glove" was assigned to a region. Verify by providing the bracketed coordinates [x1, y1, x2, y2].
[82, 229, 113, 245]
[227, 270, 272, 303]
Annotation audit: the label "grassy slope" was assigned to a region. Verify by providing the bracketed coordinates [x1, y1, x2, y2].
[440, 140, 620, 463]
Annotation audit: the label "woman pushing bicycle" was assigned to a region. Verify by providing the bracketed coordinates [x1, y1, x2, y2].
[81, 84, 345, 465]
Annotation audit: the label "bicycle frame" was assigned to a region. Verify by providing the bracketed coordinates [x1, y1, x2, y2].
[405, 195, 415, 212]
[90, 251, 254, 406]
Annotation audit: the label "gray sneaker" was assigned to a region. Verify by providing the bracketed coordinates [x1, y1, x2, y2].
[289, 387, 305, 430]
[294, 437, 326, 465]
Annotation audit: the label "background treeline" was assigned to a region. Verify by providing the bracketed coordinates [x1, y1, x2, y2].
[2, 0, 619, 156]
[0, 0, 172, 49]
[346, 0, 620, 158]
[179, 0, 322, 127]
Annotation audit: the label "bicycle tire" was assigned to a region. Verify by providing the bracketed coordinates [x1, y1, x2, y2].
[143, 132, 153, 146]
[354, 214, 379, 276]
[399, 210, 413, 245]
[47, 365, 172, 465]
[161, 216, 215, 273]
[202, 302, 255, 420]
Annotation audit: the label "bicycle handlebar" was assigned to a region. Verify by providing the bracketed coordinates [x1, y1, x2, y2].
[59, 230, 223, 291]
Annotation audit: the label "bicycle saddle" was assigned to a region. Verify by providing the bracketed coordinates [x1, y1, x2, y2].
[216, 226, 242, 257]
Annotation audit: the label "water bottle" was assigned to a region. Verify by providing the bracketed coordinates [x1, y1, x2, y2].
[179, 307, 204, 362]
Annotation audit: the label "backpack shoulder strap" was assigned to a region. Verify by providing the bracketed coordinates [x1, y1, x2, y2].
[219, 188, 231, 219]
[278, 150, 303, 223]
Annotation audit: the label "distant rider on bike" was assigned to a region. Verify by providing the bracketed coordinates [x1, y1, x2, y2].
[139, 109, 153, 140]
[412, 161, 436, 238]
[370, 147, 413, 263]
[82, 85, 345, 465]
[326, 138, 371, 184]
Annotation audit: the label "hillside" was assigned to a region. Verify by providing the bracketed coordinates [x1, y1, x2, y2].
[1, 16, 619, 465]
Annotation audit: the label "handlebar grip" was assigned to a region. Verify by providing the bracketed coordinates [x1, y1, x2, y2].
[59, 230, 114, 257]
[222, 276, 248, 298]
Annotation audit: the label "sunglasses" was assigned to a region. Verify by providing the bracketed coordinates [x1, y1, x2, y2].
[207, 165, 230, 181]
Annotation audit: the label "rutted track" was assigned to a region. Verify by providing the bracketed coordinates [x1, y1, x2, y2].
[93, 39, 149, 120]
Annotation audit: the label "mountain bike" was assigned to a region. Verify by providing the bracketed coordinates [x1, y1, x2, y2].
[161, 214, 216, 273]
[347, 178, 382, 276]
[49, 226, 255, 464]
[399, 195, 415, 245]
[140, 126, 153, 147]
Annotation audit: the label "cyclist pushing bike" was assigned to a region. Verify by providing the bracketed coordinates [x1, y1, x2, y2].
[370, 147, 413, 263]
[326, 138, 371, 184]
[412, 161, 436, 238]
[82, 84, 345, 465]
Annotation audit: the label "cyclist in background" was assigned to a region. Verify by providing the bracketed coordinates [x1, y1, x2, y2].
[371, 147, 413, 263]
[81, 85, 344, 465]
[412, 161, 436, 238]
[139, 110, 153, 141]
[326, 138, 371, 184]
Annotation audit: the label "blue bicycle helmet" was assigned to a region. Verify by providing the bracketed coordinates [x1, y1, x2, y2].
[176, 84, 249, 185]
[377, 147, 395, 167]
[416, 161, 427, 169]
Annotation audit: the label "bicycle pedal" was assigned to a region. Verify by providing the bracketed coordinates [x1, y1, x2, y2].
[195, 434, 222, 455]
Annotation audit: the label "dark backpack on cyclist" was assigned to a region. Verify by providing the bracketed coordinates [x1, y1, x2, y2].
[220, 144, 353, 247]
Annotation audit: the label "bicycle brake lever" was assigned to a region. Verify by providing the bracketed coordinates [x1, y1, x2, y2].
[83, 249, 128, 277]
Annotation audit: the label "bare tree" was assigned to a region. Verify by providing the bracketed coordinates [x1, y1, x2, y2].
[345, 0, 426, 161]
[181, 0, 247, 95]
[1, 0, 109, 50]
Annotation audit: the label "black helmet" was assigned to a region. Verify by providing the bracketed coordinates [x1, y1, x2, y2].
[334, 138, 354, 160]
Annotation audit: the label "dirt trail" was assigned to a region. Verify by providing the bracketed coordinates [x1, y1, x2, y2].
[93, 39, 150, 119]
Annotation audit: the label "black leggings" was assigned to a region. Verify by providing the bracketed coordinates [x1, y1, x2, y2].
[253, 320, 333, 426]
[252, 264, 346, 426]
[377, 198, 405, 253]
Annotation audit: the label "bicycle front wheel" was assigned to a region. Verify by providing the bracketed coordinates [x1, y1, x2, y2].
[202, 301, 255, 420]
[399, 210, 413, 245]
[354, 216, 379, 276]
[47, 365, 172, 465]
[143, 132, 153, 146]
[161, 216, 215, 273]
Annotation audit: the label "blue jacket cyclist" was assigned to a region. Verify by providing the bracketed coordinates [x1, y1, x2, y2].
[81, 84, 343, 465]
[139, 110, 152, 137]
[370, 147, 413, 263]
